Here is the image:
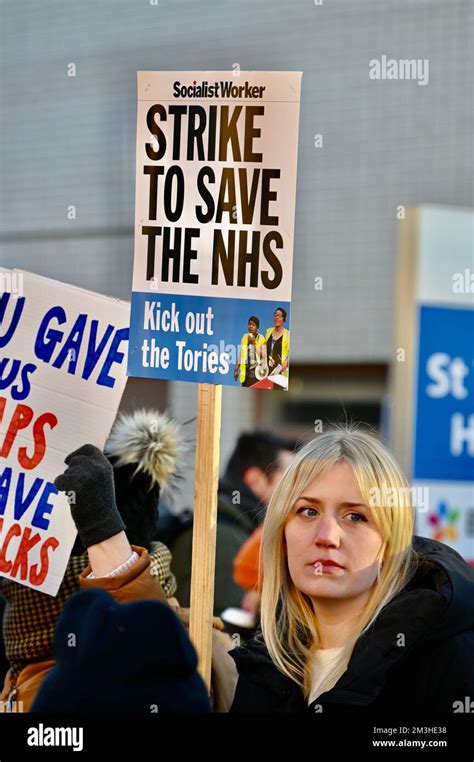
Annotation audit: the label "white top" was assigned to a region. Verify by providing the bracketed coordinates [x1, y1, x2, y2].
[308, 647, 346, 705]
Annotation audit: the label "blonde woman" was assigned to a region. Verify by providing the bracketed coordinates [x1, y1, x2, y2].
[228, 425, 474, 712]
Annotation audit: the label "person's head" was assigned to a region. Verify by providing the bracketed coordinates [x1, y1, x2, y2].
[32, 589, 211, 714]
[225, 431, 297, 506]
[273, 307, 287, 328]
[260, 424, 416, 693]
[248, 316, 260, 334]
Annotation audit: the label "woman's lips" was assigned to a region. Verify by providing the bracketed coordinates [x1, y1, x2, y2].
[311, 560, 345, 574]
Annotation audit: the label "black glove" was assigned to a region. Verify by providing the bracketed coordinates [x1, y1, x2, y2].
[54, 443, 125, 548]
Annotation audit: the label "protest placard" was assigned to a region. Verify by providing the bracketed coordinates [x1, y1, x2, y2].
[0, 269, 129, 595]
[128, 71, 302, 391]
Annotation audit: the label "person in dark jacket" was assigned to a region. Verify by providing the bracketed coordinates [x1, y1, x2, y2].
[168, 431, 296, 614]
[228, 425, 474, 712]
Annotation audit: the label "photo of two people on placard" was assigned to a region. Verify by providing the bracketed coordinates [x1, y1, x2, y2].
[234, 307, 290, 390]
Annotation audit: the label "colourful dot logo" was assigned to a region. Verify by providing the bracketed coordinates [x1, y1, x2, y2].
[428, 500, 460, 542]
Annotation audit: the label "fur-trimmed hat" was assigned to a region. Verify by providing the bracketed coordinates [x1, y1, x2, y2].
[104, 409, 183, 550]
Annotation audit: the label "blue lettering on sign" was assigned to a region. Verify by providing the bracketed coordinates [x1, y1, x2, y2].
[34, 306, 128, 389]
[0, 468, 57, 531]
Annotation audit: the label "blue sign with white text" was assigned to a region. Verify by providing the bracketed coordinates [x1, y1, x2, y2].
[414, 304, 474, 481]
[128, 292, 291, 387]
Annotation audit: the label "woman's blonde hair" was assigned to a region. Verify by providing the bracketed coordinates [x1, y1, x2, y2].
[260, 424, 417, 699]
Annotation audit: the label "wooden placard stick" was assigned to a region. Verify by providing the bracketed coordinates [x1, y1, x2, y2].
[189, 382, 222, 690]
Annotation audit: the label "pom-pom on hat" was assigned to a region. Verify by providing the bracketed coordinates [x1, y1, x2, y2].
[104, 409, 183, 550]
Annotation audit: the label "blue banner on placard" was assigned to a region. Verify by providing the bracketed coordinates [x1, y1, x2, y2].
[414, 304, 474, 481]
[128, 291, 291, 387]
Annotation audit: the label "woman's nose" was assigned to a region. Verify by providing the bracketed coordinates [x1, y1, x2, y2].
[314, 515, 340, 547]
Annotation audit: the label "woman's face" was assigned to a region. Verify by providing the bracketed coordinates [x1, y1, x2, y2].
[273, 310, 285, 328]
[248, 320, 258, 335]
[284, 462, 383, 603]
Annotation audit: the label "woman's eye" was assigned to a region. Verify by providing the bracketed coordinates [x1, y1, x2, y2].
[347, 513, 367, 523]
[297, 506, 318, 517]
